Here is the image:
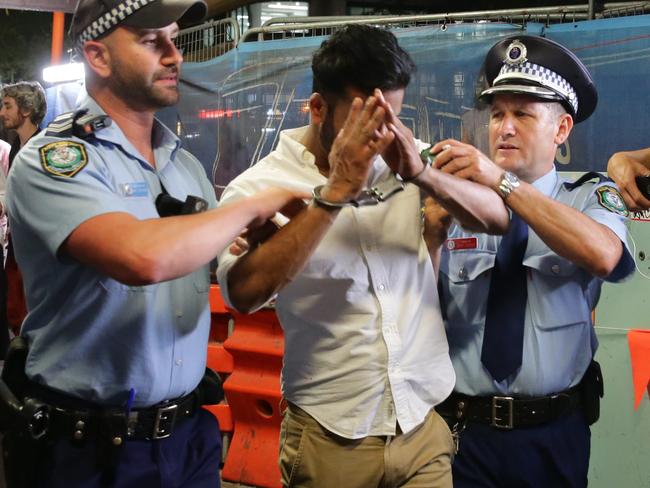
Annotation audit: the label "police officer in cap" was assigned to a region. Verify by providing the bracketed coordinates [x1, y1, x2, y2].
[2, 0, 305, 486]
[429, 35, 635, 486]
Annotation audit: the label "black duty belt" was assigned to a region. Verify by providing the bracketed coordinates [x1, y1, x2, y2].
[49, 392, 199, 442]
[26, 382, 200, 442]
[437, 386, 582, 430]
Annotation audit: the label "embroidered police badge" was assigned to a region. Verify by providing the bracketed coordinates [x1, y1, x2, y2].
[39, 141, 88, 178]
[504, 39, 528, 66]
[596, 186, 628, 216]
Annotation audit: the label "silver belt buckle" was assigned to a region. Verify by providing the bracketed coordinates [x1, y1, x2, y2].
[491, 396, 514, 429]
[152, 403, 178, 440]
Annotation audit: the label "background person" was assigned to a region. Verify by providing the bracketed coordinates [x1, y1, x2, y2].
[0, 81, 47, 336]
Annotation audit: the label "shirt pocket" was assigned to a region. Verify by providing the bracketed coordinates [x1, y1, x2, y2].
[524, 253, 590, 330]
[439, 249, 495, 327]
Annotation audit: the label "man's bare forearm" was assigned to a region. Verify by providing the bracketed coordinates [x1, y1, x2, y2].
[414, 167, 509, 234]
[226, 204, 338, 312]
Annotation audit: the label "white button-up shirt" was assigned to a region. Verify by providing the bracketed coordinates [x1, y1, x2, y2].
[217, 127, 454, 439]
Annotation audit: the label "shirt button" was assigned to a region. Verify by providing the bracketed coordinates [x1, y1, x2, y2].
[378, 284, 385, 291]
[458, 267, 468, 280]
[551, 264, 561, 275]
[176, 310, 183, 317]
[175, 359, 183, 366]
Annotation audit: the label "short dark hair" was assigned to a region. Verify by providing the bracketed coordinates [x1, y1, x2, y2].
[1, 81, 47, 126]
[311, 25, 416, 98]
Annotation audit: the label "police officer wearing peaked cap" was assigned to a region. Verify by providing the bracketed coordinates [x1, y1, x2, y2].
[70, 0, 208, 45]
[481, 34, 598, 122]
[1, 0, 306, 486]
[429, 35, 635, 487]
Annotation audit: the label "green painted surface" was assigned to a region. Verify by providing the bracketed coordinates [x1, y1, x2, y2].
[591, 215, 650, 488]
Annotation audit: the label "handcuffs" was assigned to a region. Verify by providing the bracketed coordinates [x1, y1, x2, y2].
[312, 145, 439, 209]
[312, 177, 406, 209]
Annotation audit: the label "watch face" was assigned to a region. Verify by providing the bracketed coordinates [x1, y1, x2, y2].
[505, 171, 519, 186]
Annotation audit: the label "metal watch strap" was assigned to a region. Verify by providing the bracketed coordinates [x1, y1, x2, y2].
[497, 171, 520, 199]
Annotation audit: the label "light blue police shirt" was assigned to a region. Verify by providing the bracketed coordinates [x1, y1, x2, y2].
[439, 168, 634, 397]
[6, 92, 217, 407]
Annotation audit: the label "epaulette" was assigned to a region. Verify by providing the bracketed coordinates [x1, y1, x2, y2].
[45, 109, 112, 139]
[563, 171, 612, 191]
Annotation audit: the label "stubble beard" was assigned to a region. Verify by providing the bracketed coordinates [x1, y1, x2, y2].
[109, 58, 180, 111]
[0, 114, 22, 131]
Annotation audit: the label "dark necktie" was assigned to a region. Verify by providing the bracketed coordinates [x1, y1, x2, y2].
[481, 212, 529, 382]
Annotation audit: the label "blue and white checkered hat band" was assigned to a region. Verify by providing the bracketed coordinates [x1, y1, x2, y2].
[494, 61, 578, 115]
[77, 0, 156, 46]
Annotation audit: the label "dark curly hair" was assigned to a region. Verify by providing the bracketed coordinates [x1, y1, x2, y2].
[311, 24, 416, 98]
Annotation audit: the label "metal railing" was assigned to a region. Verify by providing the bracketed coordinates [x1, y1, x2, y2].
[176, 18, 240, 62]
[176, 2, 650, 61]
[259, 9, 587, 28]
[260, 2, 648, 27]
[242, 2, 650, 44]
[601, 1, 650, 16]
[242, 6, 592, 44]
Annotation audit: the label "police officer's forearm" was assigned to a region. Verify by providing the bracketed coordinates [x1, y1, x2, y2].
[506, 182, 623, 277]
[62, 193, 300, 286]
[225, 203, 340, 313]
[413, 167, 510, 234]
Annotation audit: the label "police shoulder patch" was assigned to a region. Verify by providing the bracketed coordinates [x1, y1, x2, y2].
[596, 185, 628, 216]
[39, 141, 88, 178]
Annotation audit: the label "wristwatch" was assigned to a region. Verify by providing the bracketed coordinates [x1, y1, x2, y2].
[497, 171, 520, 199]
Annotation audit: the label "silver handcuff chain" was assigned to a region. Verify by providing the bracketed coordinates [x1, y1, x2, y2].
[312, 175, 405, 208]
[311, 146, 442, 208]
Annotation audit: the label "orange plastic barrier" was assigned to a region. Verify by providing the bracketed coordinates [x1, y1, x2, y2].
[207, 342, 234, 374]
[209, 284, 230, 343]
[204, 403, 234, 431]
[204, 286, 235, 449]
[221, 308, 284, 488]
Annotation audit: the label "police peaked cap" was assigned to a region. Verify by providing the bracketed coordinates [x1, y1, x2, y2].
[481, 35, 598, 123]
[71, 0, 207, 46]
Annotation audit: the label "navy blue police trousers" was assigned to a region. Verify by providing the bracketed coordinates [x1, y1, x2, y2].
[34, 408, 221, 488]
[452, 412, 590, 488]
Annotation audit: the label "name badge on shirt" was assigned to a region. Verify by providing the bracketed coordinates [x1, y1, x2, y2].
[445, 237, 478, 251]
[121, 182, 149, 198]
